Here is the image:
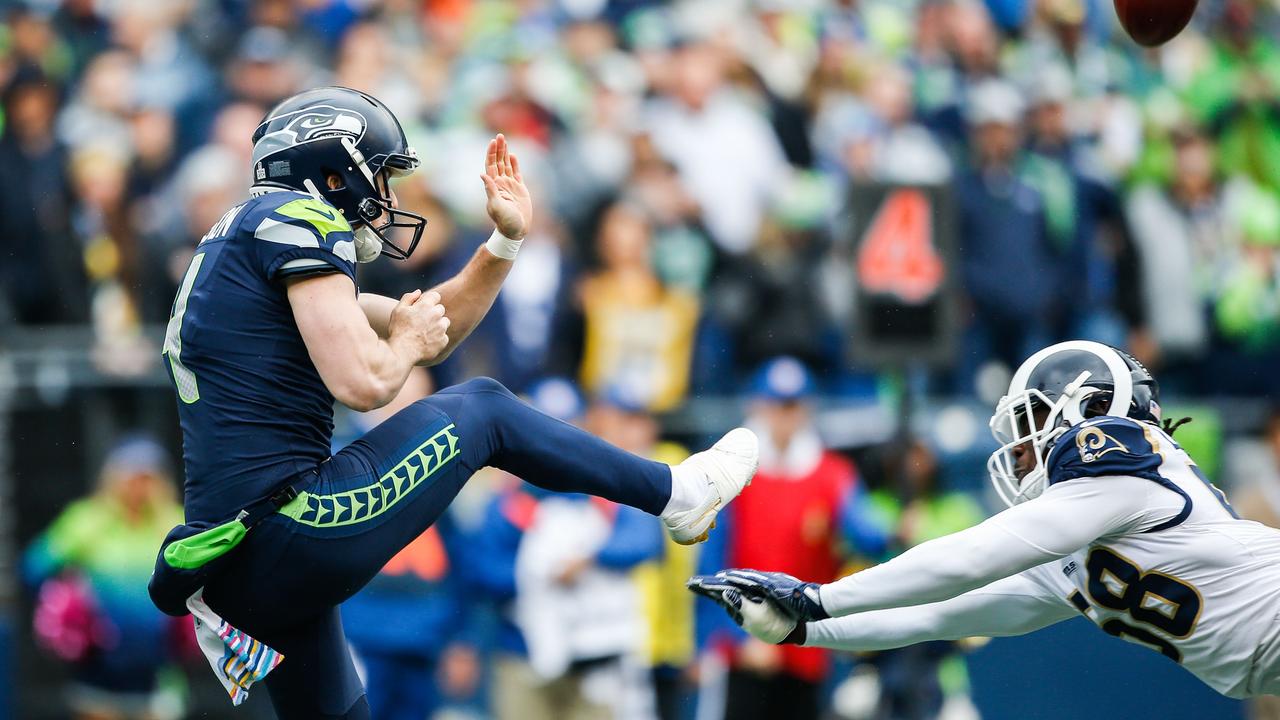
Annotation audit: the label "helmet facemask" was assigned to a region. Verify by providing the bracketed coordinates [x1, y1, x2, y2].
[987, 373, 1100, 506]
[986, 340, 1143, 508]
[336, 138, 427, 262]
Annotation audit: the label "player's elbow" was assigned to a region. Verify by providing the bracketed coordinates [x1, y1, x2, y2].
[330, 375, 397, 412]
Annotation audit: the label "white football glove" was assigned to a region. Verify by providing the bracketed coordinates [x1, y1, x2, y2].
[688, 573, 798, 644]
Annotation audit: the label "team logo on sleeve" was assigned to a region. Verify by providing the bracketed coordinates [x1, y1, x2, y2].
[1076, 426, 1130, 463]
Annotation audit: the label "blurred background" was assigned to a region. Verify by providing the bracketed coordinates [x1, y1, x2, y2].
[1, 0, 1279, 717]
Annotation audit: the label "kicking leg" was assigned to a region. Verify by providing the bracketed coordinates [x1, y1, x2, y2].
[336, 376, 757, 544]
[246, 375, 759, 615]
[430, 377, 758, 543]
[436, 377, 671, 512]
[204, 377, 755, 718]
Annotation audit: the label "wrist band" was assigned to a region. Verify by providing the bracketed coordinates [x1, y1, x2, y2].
[484, 228, 523, 260]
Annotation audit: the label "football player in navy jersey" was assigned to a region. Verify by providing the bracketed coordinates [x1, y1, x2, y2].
[150, 87, 758, 719]
[693, 341, 1280, 700]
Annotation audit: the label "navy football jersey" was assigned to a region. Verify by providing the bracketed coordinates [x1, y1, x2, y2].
[1045, 416, 1165, 487]
[162, 189, 358, 523]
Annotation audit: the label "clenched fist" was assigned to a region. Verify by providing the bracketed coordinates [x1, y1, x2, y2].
[388, 289, 450, 365]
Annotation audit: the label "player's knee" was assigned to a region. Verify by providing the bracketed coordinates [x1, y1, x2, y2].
[460, 376, 514, 397]
[455, 376, 523, 428]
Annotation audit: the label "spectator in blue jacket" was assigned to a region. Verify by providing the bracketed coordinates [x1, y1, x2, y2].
[953, 79, 1057, 392]
[467, 378, 665, 720]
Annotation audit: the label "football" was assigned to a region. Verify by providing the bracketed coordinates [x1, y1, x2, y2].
[1115, 0, 1199, 46]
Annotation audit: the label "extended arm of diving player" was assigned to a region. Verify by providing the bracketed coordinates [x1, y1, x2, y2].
[801, 572, 1078, 651]
[815, 474, 1172, 616]
[696, 473, 1183, 647]
[693, 475, 1180, 649]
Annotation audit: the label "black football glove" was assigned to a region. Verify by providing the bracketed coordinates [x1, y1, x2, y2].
[711, 569, 829, 622]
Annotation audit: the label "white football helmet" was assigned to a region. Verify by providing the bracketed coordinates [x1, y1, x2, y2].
[987, 340, 1161, 507]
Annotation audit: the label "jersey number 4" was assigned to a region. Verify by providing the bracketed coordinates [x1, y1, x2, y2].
[1085, 547, 1202, 663]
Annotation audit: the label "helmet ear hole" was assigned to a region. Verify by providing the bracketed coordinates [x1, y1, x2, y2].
[1084, 392, 1112, 418]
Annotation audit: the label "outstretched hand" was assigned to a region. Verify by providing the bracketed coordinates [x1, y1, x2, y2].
[688, 573, 800, 645]
[696, 569, 829, 622]
[480, 134, 532, 241]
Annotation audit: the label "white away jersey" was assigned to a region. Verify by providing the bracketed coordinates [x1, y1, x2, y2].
[1026, 417, 1280, 698]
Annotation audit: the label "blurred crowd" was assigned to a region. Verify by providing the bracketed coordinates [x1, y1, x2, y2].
[7, 0, 1280, 717]
[3, 0, 1280, 401]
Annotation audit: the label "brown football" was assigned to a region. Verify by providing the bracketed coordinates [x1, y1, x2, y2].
[1114, 0, 1198, 46]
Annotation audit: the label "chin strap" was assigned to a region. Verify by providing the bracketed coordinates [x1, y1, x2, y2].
[353, 227, 384, 263]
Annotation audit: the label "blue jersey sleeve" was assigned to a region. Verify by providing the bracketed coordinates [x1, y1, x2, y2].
[1045, 417, 1162, 486]
[246, 193, 358, 284]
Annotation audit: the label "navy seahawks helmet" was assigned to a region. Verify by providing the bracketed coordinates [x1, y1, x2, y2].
[987, 340, 1161, 506]
[251, 87, 426, 260]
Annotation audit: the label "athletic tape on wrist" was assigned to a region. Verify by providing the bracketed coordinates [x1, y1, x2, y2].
[484, 229, 523, 260]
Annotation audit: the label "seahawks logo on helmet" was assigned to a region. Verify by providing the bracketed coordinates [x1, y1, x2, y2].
[1076, 425, 1130, 463]
[257, 105, 367, 149]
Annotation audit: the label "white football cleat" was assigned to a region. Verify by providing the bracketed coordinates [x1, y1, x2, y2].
[662, 427, 759, 545]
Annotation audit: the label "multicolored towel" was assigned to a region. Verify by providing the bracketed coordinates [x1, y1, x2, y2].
[186, 590, 284, 705]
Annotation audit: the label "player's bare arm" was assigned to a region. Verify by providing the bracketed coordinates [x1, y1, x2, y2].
[356, 134, 531, 363]
[357, 292, 397, 338]
[289, 275, 449, 411]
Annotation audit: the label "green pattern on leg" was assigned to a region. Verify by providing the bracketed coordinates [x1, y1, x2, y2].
[279, 424, 461, 528]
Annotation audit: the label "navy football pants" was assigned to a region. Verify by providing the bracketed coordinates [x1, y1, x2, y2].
[202, 377, 672, 718]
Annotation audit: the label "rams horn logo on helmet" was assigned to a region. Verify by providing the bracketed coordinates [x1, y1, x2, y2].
[1076, 426, 1129, 463]
[260, 106, 367, 147]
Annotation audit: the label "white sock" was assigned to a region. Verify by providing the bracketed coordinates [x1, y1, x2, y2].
[661, 462, 709, 517]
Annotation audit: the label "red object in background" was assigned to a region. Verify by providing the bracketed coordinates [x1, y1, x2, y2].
[169, 613, 202, 663]
[382, 526, 451, 582]
[1115, 0, 1198, 46]
[725, 453, 860, 682]
[856, 189, 944, 304]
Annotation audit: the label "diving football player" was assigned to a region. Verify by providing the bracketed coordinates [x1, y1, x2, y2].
[693, 341, 1280, 699]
